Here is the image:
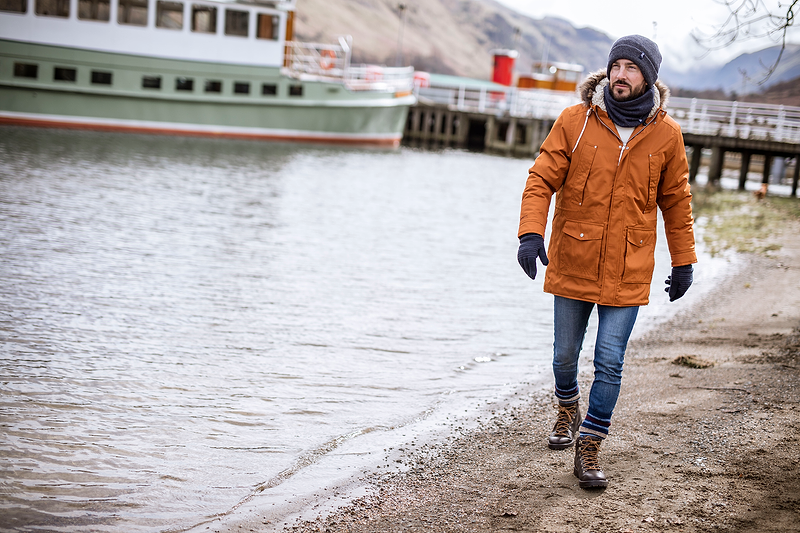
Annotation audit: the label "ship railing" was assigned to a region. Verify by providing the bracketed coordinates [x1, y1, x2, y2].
[285, 39, 349, 79]
[285, 37, 415, 93]
[669, 96, 800, 143]
[344, 65, 415, 93]
[415, 83, 578, 120]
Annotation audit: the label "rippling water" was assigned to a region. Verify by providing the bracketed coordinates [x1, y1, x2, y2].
[0, 127, 720, 532]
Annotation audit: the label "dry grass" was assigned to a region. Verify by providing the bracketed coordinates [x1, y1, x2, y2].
[691, 189, 800, 257]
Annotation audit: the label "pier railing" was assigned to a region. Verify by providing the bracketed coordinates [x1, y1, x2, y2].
[415, 83, 577, 120]
[668, 97, 800, 144]
[413, 85, 800, 144]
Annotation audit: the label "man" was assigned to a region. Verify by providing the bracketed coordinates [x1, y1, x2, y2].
[516, 35, 696, 489]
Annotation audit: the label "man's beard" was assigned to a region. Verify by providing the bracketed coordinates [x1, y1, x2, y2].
[611, 81, 647, 102]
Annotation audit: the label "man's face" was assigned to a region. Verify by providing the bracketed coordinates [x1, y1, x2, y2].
[609, 59, 647, 101]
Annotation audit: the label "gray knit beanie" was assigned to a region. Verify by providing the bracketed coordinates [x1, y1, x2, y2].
[606, 35, 662, 87]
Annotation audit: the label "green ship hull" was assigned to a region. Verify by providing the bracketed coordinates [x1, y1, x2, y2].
[0, 40, 413, 145]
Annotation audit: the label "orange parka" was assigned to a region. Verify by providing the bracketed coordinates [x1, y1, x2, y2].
[518, 71, 697, 306]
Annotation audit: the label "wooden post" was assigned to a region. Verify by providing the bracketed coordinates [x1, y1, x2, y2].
[433, 111, 444, 143]
[738, 151, 752, 190]
[707, 146, 724, 187]
[762, 155, 772, 186]
[755, 154, 773, 199]
[455, 113, 468, 147]
[421, 110, 433, 142]
[444, 113, 454, 145]
[505, 118, 517, 154]
[689, 145, 702, 183]
[409, 108, 421, 139]
[524, 123, 535, 156]
[484, 116, 495, 150]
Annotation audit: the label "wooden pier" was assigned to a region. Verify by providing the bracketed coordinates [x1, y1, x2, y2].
[673, 97, 800, 196]
[404, 82, 800, 197]
[403, 104, 555, 158]
[404, 78, 575, 158]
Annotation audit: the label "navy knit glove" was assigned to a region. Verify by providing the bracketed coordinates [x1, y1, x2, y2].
[517, 233, 549, 280]
[665, 265, 693, 302]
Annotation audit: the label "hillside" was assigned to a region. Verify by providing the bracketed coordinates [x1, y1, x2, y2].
[292, 0, 613, 80]
[292, 0, 800, 98]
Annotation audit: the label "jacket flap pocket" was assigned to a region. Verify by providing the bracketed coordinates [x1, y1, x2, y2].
[627, 228, 655, 248]
[563, 221, 604, 241]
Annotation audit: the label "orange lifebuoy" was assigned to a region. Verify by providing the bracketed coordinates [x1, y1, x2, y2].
[320, 50, 336, 70]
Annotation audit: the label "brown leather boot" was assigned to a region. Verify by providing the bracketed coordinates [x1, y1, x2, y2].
[548, 402, 581, 450]
[574, 435, 608, 489]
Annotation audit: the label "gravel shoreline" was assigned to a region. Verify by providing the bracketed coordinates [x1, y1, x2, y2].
[212, 214, 800, 533]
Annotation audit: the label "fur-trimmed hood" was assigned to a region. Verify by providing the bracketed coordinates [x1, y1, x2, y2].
[578, 69, 671, 120]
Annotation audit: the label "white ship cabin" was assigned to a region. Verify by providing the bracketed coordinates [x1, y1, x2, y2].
[0, 0, 295, 68]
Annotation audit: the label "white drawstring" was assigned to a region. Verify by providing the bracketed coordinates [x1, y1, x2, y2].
[572, 108, 592, 154]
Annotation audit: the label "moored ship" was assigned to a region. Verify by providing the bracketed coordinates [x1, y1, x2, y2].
[0, 0, 415, 145]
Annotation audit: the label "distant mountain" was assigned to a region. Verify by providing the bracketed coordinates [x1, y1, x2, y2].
[661, 45, 800, 93]
[293, 0, 799, 94]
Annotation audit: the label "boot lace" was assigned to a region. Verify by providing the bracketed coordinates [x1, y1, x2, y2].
[579, 438, 602, 471]
[552, 404, 576, 437]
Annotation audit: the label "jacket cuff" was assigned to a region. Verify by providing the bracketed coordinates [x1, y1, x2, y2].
[670, 252, 697, 268]
[518, 222, 546, 239]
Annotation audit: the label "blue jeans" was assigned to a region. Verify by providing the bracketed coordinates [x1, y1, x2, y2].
[552, 296, 639, 438]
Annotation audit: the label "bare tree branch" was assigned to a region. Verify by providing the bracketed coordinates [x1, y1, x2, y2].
[692, 0, 798, 84]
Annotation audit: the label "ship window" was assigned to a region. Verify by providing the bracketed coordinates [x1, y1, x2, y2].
[261, 83, 277, 96]
[204, 80, 222, 93]
[35, 0, 68, 17]
[78, 0, 109, 21]
[142, 75, 161, 89]
[233, 82, 250, 95]
[118, 0, 147, 26]
[176, 77, 194, 91]
[191, 4, 216, 33]
[289, 84, 303, 97]
[0, 0, 27, 13]
[256, 13, 278, 40]
[91, 70, 113, 85]
[54, 67, 76, 81]
[224, 9, 248, 37]
[14, 63, 38, 79]
[156, 1, 183, 29]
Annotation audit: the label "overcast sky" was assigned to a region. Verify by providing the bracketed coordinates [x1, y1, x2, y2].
[494, 0, 800, 72]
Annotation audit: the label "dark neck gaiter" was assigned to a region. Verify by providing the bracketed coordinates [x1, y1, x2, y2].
[603, 84, 655, 127]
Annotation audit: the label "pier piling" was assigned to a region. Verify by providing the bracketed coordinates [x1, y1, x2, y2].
[404, 104, 554, 158]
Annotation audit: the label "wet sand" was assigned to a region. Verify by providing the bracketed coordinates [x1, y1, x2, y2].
[213, 215, 800, 533]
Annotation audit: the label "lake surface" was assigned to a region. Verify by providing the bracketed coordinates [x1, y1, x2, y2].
[0, 127, 722, 532]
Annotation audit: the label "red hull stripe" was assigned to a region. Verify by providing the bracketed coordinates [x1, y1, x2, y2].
[0, 116, 402, 147]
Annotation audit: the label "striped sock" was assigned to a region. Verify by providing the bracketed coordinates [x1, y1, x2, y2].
[580, 411, 611, 439]
[554, 384, 580, 405]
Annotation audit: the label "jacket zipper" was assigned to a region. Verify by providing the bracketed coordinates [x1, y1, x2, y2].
[594, 113, 656, 166]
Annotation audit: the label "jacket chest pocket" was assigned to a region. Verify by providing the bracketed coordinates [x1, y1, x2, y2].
[645, 153, 665, 212]
[558, 220, 605, 281]
[565, 144, 597, 206]
[622, 227, 656, 283]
